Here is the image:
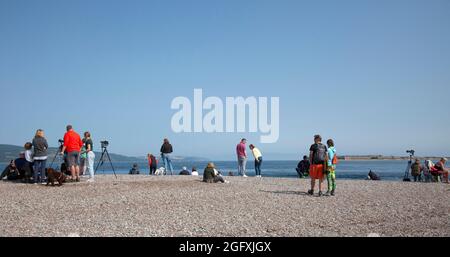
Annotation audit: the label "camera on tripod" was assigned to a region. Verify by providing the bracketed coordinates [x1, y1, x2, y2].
[95, 140, 117, 178]
[58, 139, 64, 144]
[406, 149, 415, 156]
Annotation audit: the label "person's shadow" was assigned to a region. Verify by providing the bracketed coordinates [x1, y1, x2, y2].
[259, 190, 309, 196]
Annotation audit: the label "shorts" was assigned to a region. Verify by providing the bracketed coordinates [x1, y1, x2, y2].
[67, 151, 80, 167]
[310, 164, 325, 179]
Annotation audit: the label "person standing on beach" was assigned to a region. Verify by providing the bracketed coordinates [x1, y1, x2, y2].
[236, 138, 248, 177]
[160, 138, 174, 175]
[79, 139, 87, 176]
[83, 132, 95, 182]
[24, 142, 34, 182]
[249, 144, 263, 177]
[61, 125, 83, 182]
[410, 159, 422, 182]
[147, 153, 158, 175]
[325, 139, 337, 196]
[32, 129, 48, 184]
[308, 135, 327, 196]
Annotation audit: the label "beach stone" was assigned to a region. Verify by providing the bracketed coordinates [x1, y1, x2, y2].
[0, 175, 448, 236]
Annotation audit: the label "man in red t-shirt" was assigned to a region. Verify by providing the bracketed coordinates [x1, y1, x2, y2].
[236, 138, 248, 177]
[61, 125, 83, 182]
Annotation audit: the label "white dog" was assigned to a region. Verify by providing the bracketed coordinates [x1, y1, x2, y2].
[154, 167, 166, 176]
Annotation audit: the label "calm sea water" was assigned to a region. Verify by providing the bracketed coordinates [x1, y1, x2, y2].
[2, 159, 431, 181]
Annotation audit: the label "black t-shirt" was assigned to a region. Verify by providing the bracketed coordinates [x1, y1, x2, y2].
[309, 143, 328, 165]
[85, 139, 93, 152]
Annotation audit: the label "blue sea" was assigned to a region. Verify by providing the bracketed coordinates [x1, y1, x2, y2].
[2, 159, 430, 181]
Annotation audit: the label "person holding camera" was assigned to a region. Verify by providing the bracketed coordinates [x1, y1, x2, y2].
[61, 125, 83, 182]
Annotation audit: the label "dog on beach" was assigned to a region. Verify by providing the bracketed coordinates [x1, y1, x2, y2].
[154, 167, 166, 176]
[46, 168, 66, 186]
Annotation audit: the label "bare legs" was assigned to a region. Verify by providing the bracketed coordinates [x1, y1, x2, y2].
[70, 165, 80, 181]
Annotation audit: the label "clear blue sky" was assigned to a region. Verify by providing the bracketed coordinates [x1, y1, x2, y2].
[1, 0, 449, 160]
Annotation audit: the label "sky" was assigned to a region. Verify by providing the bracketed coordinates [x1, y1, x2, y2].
[1, 0, 449, 160]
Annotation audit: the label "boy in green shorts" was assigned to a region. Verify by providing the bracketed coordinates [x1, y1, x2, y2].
[325, 139, 337, 196]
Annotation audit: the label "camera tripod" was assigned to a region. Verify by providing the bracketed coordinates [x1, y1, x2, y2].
[94, 145, 117, 178]
[49, 141, 64, 169]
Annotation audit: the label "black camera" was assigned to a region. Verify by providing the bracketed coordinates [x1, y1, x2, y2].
[406, 150, 415, 156]
[101, 140, 109, 148]
[58, 139, 64, 144]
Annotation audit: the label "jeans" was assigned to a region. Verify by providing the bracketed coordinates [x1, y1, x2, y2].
[34, 159, 47, 183]
[161, 153, 174, 175]
[254, 157, 262, 176]
[238, 156, 247, 176]
[86, 151, 95, 179]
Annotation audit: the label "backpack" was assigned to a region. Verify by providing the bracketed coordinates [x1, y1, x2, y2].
[313, 144, 327, 164]
[332, 154, 338, 165]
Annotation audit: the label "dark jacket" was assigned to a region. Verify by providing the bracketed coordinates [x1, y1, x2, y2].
[297, 160, 310, 174]
[129, 166, 140, 175]
[32, 137, 48, 157]
[160, 143, 173, 154]
[203, 167, 217, 183]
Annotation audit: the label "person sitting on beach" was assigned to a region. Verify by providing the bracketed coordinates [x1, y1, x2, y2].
[179, 166, 190, 175]
[191, 167, 199, 176]
[367, 170, 380, 180]
[308, 135, 327, 196]
[325, 139, 337, 196]
[203, 162, 229, 183]
[410, 159, 423, 182]
[433, 158, 449, 183]
[0, 160, 20, 181]
[249, 144, 263, 177]
[15, 152, 32, 183]
[296, 156, 310, 178]
[147, 153, 158, 175]
[129, 164, 140, 175]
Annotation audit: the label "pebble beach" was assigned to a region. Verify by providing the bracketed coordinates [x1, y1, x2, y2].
[0, 175, 448, 237]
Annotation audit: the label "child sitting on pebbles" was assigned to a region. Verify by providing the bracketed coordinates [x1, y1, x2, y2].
[203, 162, 229, 184]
